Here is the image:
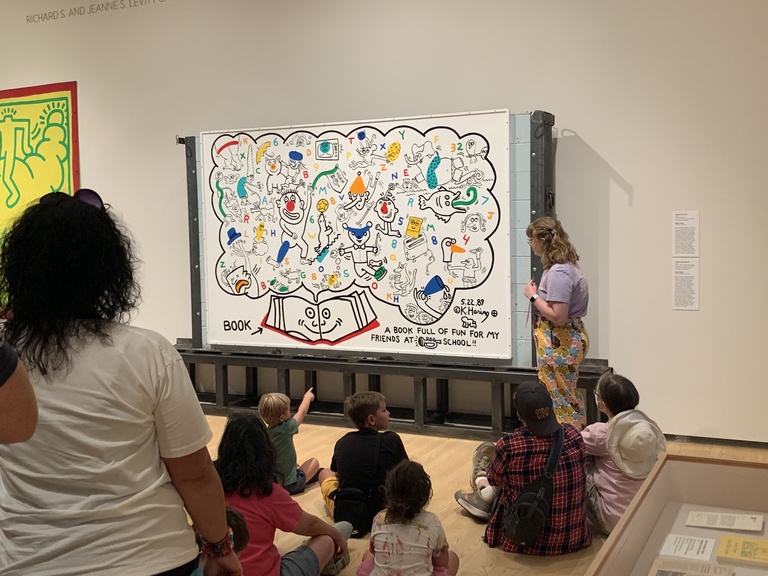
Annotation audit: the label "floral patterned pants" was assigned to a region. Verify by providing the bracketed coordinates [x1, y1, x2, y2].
[534, 316, 589, 429]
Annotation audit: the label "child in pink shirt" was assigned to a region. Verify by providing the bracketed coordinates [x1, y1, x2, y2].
[215, 411, 351, 576]
[582, 373, 666, 534]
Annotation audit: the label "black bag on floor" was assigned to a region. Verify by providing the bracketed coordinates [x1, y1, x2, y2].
[331, 433, 382, 538]
[331, 487, 370, 537]
[502, 426, 563, 547]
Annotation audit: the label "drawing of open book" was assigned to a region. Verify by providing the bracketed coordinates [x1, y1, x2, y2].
[262, 289, 379, 345]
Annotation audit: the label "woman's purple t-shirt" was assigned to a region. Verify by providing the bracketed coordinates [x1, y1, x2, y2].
[538, 263, 589, 319]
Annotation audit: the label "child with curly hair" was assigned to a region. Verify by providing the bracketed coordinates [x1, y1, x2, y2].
[356, 460, 459, 576]
[215, 411, 351, 576]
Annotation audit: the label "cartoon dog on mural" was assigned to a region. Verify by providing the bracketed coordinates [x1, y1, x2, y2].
[277, 187, 312, 264]
[338, 222, 382, 281]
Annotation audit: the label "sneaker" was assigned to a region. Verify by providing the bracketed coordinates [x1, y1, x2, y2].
[333, 521, 354, 541]
[454, 489, 492, 521]
[470, 441, 496, 489]
[320, 549, 350, 575]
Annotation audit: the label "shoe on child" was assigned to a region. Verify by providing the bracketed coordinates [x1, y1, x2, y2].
[333, 521, 353, 541]
[470, 441, 496, 490]
[319, 521, 353, 575]
[454, 488, 492, 521]
[320, 549, 350, 576]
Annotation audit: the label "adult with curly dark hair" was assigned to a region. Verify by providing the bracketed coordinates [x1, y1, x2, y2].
[0, 190, 242, 576]
[215, 410, 350, 576]
[524, 216, 590, 429]
[357, 460, 460, 576]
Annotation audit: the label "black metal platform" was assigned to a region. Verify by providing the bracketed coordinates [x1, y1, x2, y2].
[177, 341, 610, 438]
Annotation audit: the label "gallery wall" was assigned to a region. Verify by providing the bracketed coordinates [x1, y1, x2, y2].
[4, 0, 767, 442]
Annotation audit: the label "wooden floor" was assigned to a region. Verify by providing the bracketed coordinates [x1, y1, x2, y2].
[205, 416, 768, 576]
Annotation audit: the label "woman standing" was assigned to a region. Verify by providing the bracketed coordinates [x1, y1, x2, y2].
[0, 190, 241, 576]
[524, 216, 589, 429]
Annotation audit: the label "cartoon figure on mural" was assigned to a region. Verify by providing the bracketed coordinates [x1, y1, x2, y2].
[314, 209, 337, 257]
[339, 222, 382, 282]
[277, 187, 312, 264]
[0, 96, 75, 217]
[447, 247, 485, 287]
[374, 190, 401, 237]
[264, 153, 289, 194]
[216, 138, 244, 172]
[344, 170, 380, 211]
[349, 131, 384, 170]
[461, 212, 486, 233]
[0, 110, 32, 209]
[405, 141, 483, 190]
[390, 262, 417, 296]
[440, 237, 467, 264]
[463, 139, 488, 164]
[204, 120, 504, 350]
[284, 151, 305, 185]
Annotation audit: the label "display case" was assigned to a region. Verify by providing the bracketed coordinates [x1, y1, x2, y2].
[585, 453, 768, 575]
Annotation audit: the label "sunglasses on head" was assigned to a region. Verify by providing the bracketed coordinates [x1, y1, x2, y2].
[39, 188, 105, 210]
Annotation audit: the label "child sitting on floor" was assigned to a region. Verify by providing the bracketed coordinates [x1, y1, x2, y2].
[259, 387, 321, 495]
[356, 460, 459, 576]
[215, 410, 352, 576]
[319, 391, 409, 538]
[582, 373, 666, 534]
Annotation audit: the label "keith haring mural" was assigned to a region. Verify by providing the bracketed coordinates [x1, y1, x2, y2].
[0, 82, 79, 234]
[199, 110, 512, 359]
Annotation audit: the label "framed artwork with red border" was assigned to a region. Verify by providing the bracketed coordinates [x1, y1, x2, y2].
[0, 81, 79, 233]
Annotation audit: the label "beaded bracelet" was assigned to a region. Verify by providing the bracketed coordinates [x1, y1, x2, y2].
[196, 526, 234, 558]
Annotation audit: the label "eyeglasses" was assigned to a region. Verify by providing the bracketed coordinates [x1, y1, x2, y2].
[40, 188, 105, 210]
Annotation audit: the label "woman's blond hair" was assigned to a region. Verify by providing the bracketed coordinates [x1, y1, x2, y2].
[526, 216, 579, 268]
[257, 393, 291, 427]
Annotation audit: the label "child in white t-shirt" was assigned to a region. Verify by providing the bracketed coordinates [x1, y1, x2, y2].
[356, 460, 459, 576]
[582, 373, 666, 534]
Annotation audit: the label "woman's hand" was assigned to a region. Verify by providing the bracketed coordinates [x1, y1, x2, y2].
[523, 279, 537, 299]
[203, 553, 243, 576]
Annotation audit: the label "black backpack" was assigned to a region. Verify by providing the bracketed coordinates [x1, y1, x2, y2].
[502, 426, 563, 547]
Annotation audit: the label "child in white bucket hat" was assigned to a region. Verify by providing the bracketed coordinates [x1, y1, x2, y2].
[581, 374, 665, 535]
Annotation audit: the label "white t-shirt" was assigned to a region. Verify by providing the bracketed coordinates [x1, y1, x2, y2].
[0, 323, 212, 576]
[369, 508, 450, 576]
